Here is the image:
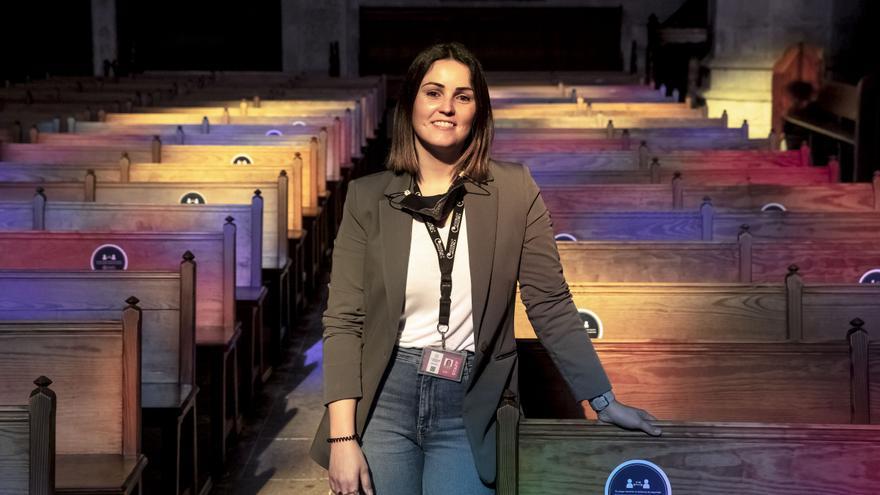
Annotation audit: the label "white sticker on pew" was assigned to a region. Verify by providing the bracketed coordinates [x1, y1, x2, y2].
[860, 269, 880, 284]
[555, 233, 577, 242]
[232, 154, 253, 165]
[761, 202, 787, 212]
[180, 192, 206, 205]
[91, 244, 128, 271]
[291, 121, 306, 127]
[606, 459, 671, 495]
[577, 308, 603, 339]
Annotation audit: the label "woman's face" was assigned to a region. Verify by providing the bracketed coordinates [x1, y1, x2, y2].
[411, 58, 476, 161]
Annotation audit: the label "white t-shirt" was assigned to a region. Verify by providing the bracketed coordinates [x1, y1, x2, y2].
[398, 209, 475, 352]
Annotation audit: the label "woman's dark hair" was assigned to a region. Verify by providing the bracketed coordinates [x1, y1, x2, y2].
[386, 42, 494, 182]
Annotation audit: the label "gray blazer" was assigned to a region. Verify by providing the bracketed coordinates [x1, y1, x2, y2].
[309, 160, 611, 484]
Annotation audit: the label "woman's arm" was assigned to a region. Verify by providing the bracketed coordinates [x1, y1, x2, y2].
[323, 182, 375, 494]
[323, 180, 368, 404]
[516, 166, 660, 436]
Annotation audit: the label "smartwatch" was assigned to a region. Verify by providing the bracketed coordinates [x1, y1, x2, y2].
[588, 390, 616, 412]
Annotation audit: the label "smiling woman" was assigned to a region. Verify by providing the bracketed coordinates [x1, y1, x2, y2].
[386, 43, 495, 190]
[311, 42, 660, 495]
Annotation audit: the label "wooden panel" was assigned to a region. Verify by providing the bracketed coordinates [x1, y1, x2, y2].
[557, 241, 740, 283]
[0, 323, 124, 455]
[551, 211, 703, 241]
[713, 212, 880, 241]
[0, 272, 181, 385]
[515, 283, 787, 340]
[752, 242, 880, 283]
[517, 340, 855, 423]
[0, 204, 32, 230]
[0, 230, 226, 343]
[94, 181, 276, 272]
[0, 407, 29, 495]
[43, 202, 254, 287]
[0, 183, 86, 202]
[512, 421, 880, 494]
[682, 183, 876, 212]
[802, 285, 880, 342]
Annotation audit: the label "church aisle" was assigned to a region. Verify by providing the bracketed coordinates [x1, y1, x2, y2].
[213, 280, 330, 495]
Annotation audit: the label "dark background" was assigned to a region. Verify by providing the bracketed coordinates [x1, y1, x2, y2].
[359, 7, 624, 75]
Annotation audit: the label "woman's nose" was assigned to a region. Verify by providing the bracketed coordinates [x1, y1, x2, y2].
[438, 96, 455, 115]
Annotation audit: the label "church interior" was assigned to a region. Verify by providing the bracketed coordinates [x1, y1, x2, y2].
[1, 0, 879, 493]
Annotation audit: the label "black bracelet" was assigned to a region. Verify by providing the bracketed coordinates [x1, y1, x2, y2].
[327, 433, 360, 444]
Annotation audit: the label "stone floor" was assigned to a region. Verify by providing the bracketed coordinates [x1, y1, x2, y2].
[212, 280, 331, 495]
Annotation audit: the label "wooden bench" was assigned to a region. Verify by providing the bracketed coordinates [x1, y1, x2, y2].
[515, 271, 880, 342]
[497, 392, 880, 493]
[0, 169, 299, 327]
[549, 203, 880, 241]
[0, 269, 197, 495]
[556, 238, 880, 284]
[0, 142, 324, 287]
[494, 126, 767, 151]
[516, 332, 871, 422]
[0, 309, 146, 495]
[0, 199, 250, 478]
[539, 176, 879, 213]
[0, 378, 55, 495]
[532, 163, 837, 186]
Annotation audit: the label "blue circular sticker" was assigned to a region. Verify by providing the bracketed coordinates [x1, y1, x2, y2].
[859, 269, 880, 284]
[91, 244, 128, 271]
[180, 192, 206, 205]
[577, 308, 603, 339]
[231, 154, 253, 165]
[606, 460, 671, 495]
[555, 233, 577, 242]
[761, 202, 786, 212]
[265, 129, 283, 136]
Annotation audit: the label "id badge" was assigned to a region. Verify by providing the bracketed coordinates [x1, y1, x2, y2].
[418, 347, 466, 382]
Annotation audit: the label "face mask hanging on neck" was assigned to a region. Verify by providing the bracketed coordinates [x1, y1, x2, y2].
[394, 175, 468, 222]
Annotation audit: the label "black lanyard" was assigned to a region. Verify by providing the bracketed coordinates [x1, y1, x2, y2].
[413, 184, 465, 350]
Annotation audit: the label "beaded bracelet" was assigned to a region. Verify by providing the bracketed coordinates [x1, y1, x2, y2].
[327, 433, 360, 444]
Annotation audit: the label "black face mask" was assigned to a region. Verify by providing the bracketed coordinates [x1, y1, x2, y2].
[390, 175, 468, 222]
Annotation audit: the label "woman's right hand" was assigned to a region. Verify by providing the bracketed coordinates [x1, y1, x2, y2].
[328, 441, 373, 495]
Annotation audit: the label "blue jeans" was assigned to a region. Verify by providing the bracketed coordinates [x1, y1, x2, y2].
[361, 346, 494, 495]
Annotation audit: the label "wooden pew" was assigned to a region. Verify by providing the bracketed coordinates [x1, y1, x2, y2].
[496, 147, 807, 172]
[0, 142, 324, 287]
[0, 309, 147, 495]
[549, 204, 880, 242]
[514, 272, 880, 342]
[556, 239, 880, 284]
[516, 333, 871, 422]
[530, 163, 835, 186]
[539, 179, 879, 213]
[69, 120, 352, 180]
[0, 378, 55, 495]
[496, 393, 880, 494]
[0, 169, 300, 326]
[494, 127, 768, 151]
[0, 199, 249, 478]
[0, 269, 196, 495]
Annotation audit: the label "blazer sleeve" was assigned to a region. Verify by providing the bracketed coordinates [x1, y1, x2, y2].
[322, 180, 367, 405]
[516, 166, 612, 402]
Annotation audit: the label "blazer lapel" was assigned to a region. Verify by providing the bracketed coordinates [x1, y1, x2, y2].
[465, 179, 498, 346]
[380, 173, 414, 327]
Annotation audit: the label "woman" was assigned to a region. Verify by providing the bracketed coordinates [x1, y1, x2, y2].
[310, 42, 660, 495]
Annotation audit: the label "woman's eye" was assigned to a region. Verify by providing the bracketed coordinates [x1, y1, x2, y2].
[456, 94, 472, 103]
[425, 90, 441, 98]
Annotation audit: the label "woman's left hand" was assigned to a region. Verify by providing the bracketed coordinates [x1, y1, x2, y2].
[581, 399, 662, 436]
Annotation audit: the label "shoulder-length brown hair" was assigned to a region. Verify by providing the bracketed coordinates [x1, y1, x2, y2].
[386, 42, 494, 182]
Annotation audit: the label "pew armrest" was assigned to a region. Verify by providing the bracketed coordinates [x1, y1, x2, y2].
[56, 454, 147, 493]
